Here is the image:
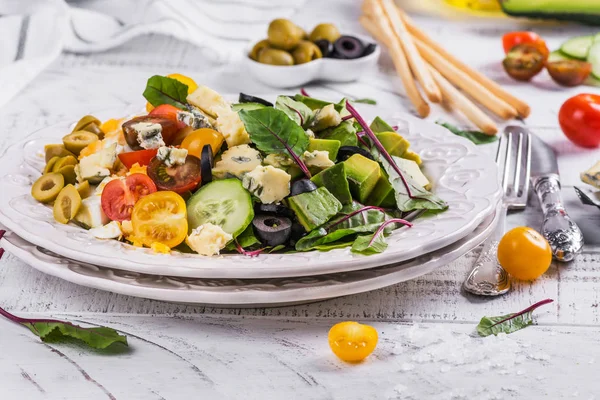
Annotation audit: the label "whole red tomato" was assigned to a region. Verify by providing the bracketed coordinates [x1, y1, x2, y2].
[502, 32, 549, 60]
[559, 94, 600, 148]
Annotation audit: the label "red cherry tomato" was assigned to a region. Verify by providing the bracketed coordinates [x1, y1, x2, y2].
[149, 104, 186, 130]
[559, 94, 600, 148]
[101, 174, 157, 221]
[118, 149, 158, 169]
[502, 31, 549, 60]
[147, 155, 202, 194]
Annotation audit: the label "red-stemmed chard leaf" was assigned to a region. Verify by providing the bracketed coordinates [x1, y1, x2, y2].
[351, 218, 412, 255]
[477, 299, 554, 337]
[326, 206, 386, 232]
[0, 307, 127, 349]
[300, 88, 311, 97]
[275, 96, 314, 127]
[235, 241, 264, 257]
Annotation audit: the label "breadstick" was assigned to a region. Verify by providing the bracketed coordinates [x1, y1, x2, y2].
[396, 7, 530, 118]
[427, 64, 497, 135]
[359, 15, 430, 118]
[379, 0, 442, 103]
[414, 37, 518, 120]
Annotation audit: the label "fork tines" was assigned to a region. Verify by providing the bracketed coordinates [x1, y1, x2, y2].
[496, 126, 531, 210]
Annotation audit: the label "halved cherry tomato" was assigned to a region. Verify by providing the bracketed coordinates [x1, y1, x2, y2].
[328, 321, 378, 362]
[181, 128, 224, 158]
[118, 149, 158, 169]
[122, 116, 179, 150]
[497, 227, 552, 281]
[502, 32, 549, 60]
[101, 174, 157, 221]
[147, 155, 202, 194]
[131, 191, 188, 248]
[149, 104, 186, 130]
[559, 93, 600, 148]
[503, 44, 545, 81]
[546, 60, 592, 87]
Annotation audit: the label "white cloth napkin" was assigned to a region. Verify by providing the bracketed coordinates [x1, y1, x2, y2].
[0, 0, 306, 108]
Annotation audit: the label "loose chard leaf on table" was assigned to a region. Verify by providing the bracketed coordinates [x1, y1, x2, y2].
[477, 299, 554, 337]
[0, 307, 127, 350]
[436, 121, 498, 145]
[275, 95, 314, 127]
[143, 75, 190, 109]
[353, 98, 377, 105]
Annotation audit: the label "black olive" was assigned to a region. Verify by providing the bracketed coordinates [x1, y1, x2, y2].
[252, 215, 292, 246]
[289, 222, 307, 246]
[200, 144, 213, 184]
[314, 39, 333, 58]
[255, 203, 295, 218]
[362, 43, 377, 57]
[333, 36, 365, 59]
[337, 146, 375, 161]
[290, 179, 318, 197]
[238, 93, 273, 107]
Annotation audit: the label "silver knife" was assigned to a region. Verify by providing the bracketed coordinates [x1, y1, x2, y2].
[530, 133, 584, 261]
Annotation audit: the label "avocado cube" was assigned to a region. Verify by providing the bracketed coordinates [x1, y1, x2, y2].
[366, 170, 396, 208]
[394, 157, 430, 190]
[311, 163, 353, 205]
[287, 187, 343, 231]
[308, 138, 341, 161]
[343, 154, 381, 203]
[318, 121, 358, 147]
[376, 132, 410, 157]
[401, 150, 422, 165]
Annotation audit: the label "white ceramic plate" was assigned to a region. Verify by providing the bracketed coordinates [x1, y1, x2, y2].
[1, 202, 499, 307]
[0, 104, 501, 279]
[244, 34, 380, 88]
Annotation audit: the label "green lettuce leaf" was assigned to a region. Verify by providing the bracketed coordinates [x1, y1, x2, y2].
[436, 121, 498, 145]
[275, 96, 314, 127]
[477, 299, 554, 337]
[142, 75, 189, 109]
[351, 233, 388, 255]
[0, 307, 127, 350]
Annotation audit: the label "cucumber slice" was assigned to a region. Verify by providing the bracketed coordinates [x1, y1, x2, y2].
[186, 179, 254, 237]
[595, 33, 600, 43]
[588, 42, 600, 80]
[561, 35, 594, 60]
[547, 50, 575, 63]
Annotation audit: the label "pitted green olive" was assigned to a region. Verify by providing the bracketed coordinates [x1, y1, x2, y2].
[292, 41, 323, 64]
[52, 155, 78, 172]
[258, 48, 294, 66]
[44, 156, 61, 174]
[250, 39, 271, 61]
[309, 23, 341, 43]
[31, 173, 64, 203]
[62, 131, 99, 156]
[267, 19, 303, 50]
[72, 115, 102, 137]
[53, 184, 82, 224]
[44, 144, 75, 163]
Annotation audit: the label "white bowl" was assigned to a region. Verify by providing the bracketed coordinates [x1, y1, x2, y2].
[244, 34, 380, 88]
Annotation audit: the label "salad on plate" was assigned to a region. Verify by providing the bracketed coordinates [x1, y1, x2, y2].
[30, 74, 447, 257]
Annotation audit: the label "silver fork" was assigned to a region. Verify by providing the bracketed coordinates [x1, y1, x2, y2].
[463, 127, 531, 296]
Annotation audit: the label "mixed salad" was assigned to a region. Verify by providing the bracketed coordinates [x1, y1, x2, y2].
[31, 74, 447, 257]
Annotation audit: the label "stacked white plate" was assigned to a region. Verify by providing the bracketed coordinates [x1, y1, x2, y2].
[0, 105, 502, 307]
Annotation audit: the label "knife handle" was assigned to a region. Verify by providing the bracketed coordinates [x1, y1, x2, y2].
[533, 174, 584, 262]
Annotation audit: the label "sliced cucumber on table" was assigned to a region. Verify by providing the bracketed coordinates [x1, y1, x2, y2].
[547, 50, 574, 62]
[587, 41, 600, 79]
[560, 35, 594, 60]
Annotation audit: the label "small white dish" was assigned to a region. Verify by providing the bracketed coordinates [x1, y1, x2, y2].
[243, 34, 381, 88]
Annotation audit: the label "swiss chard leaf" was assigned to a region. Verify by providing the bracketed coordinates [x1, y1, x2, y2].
[225, 224, 260, 251]
[369, 116, 396, 134]
[351, 233, 388, 255]
[293, 94, 347, 113]
[231, 102, 267, 112]
[0, 307, 127, 350]
[238, 108, 311, 177]
[436, 121, 498, 145]
[353, 98, 377, 105]
[477, 299, 554, 337]
[143, 75, 189, 109]
[275, 95, 314, 127]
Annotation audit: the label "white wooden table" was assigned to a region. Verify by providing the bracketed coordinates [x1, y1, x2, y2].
[2, 4, 600, 399]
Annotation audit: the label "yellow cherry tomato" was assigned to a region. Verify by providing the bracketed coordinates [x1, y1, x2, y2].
[328, 321, 378, 362]
[497, 226, 552, 281]
[145, 73, 198, 113]
[181, 128, 224, 158]
[131, 191, 188, 249]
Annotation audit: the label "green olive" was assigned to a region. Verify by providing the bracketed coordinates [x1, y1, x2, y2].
[298, 25, 308, 40]
[62, 131, 99, 156]
[53, 184, 82, 224]
[52, 155, 78, 172]
[250, 39, 271, 61]
[56, 165, 78, 185]
[267, 18, 303, 50]
[44, 156, 61, 174]
[76, 180, 92, 199]
[31, 173, 65, 203]
[309, 23, 341, 43]
[292, 40, 323, 64]
[258, 48, 294, 66]
[44, 144, 75, 163]
[72, 115, 103, 137]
